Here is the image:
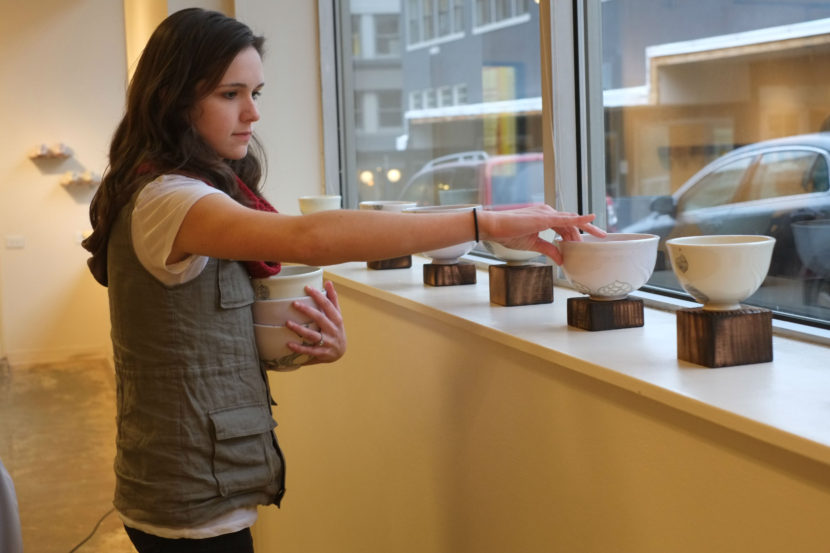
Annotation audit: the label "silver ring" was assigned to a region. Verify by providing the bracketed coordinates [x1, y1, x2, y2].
[316, 335, 325, 347]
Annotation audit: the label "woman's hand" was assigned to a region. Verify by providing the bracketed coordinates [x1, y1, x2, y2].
[480, 204, 607, 265]
[284, 281, 347, 365]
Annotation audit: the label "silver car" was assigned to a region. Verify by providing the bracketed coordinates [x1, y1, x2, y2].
[622, 132, 830, 277]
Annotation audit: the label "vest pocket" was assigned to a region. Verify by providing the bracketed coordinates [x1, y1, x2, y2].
[208, 404, 279, 497]
[218, 260, 255, 309]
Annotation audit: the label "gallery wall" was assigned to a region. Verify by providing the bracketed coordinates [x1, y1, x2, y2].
[0, 0, 323, 363]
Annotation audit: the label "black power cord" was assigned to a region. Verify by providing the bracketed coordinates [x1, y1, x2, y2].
[67, 507, 115, 553]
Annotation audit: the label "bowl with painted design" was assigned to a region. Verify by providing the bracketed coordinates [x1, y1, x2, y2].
[665, 235, 775, 311]
[557, 233, 659, 301]
[254, 322, 320, 371]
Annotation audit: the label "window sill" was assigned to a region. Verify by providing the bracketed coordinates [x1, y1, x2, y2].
[324, 255, 830, 468]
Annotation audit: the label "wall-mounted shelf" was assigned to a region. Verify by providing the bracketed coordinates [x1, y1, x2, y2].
[60, 171, 100, 188]
[28, 143, 73, 160]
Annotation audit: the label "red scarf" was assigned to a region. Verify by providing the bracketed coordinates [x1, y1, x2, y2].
[233, 176, 282, 278]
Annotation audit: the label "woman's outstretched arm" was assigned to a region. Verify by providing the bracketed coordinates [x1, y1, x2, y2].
[171, 193, 605, 267]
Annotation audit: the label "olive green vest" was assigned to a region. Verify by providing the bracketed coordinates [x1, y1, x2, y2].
[107, 194, 285, 527]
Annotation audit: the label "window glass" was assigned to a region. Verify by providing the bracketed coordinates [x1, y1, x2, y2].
[438, 0, 452, 35]
[810, 156, 830, 193]
[475, 0, 492, 26]
[378, 91, 403, 128]
[353, 91, 365, 131]
[341, 0, 543, 216]
[678, 156, 752, 212]
[424, 0, 435, 40]
[489, 156, 544, 205]
[745, 151, 819, 201]
[376, 14, 401, 55]
[407, 0, 420, 42]
[603, 1, 830, 326]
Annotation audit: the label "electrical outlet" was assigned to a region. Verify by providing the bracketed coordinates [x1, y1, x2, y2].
[5, 235, 25, 249]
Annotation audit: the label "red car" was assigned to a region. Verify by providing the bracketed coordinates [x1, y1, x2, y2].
[398, 151, 545, 208]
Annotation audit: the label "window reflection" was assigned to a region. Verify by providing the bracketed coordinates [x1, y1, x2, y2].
[603, 1, 830, 324]
[344, 0, 542, 209]
[338, 0, 830, 326]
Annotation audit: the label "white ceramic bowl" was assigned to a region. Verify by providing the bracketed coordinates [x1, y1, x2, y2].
[359, 200, 417, 212]
[558, 233, 659, 300]
[251, 265, 323, 300]
[298, 195, 342, 214]
[665, 235, 775, 311]
[793, 219, 830, 278]
[402, 204, 481, 264]
[254, 322, 320, 371]
[483, 229, 556, 265]
[252, 295, 316, 326]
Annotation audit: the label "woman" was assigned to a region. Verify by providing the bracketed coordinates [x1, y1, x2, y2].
[83, 8, 604, 552]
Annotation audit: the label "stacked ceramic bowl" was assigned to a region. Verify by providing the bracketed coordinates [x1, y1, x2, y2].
[251, 265, 323, 371]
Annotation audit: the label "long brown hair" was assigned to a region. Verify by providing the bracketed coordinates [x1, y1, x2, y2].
[82, 8, 266, 285]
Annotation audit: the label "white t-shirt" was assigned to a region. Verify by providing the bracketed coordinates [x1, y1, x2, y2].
[122, 174, 258, 537]
[131, 174, 222, 286]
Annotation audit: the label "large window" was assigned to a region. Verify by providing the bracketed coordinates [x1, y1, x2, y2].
[599, 0, 830, 326]
[327, 0, 830, 329]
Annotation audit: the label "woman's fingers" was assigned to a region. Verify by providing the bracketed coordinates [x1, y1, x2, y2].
[284, 281, 347, 364]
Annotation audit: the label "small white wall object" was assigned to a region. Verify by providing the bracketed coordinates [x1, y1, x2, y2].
[59, 171, 100, 188]
[28, 143, 73, 160]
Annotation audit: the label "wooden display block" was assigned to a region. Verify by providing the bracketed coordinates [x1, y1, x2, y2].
[567, 297, 644, 331]
[489, 264, 553, 306]
[423, 262, 477, 286]
[367, 255, 412, 270]
[676, 307, 772, 368]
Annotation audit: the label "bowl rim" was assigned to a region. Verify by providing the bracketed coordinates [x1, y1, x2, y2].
[402, 204, 481, 213]
[665, 234, 775, 247]
[557, 232, 660, 245]
[252, 265, 322, 280]
[359, 200, 417, 206]
[252, 294, 317, 304]
[791, 219, 830, 228]
[253, 321, 318, 330]
[298, 195, 342, 201]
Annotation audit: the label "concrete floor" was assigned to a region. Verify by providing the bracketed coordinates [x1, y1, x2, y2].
[0, 357, 134, 553]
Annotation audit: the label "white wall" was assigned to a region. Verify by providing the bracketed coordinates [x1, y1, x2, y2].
[0, 0, 126, 364]
[0, 0, 323, 363]
[234, 0, 325, 211]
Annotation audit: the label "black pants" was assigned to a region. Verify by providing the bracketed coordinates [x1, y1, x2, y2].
[124, 526, 254, 553]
